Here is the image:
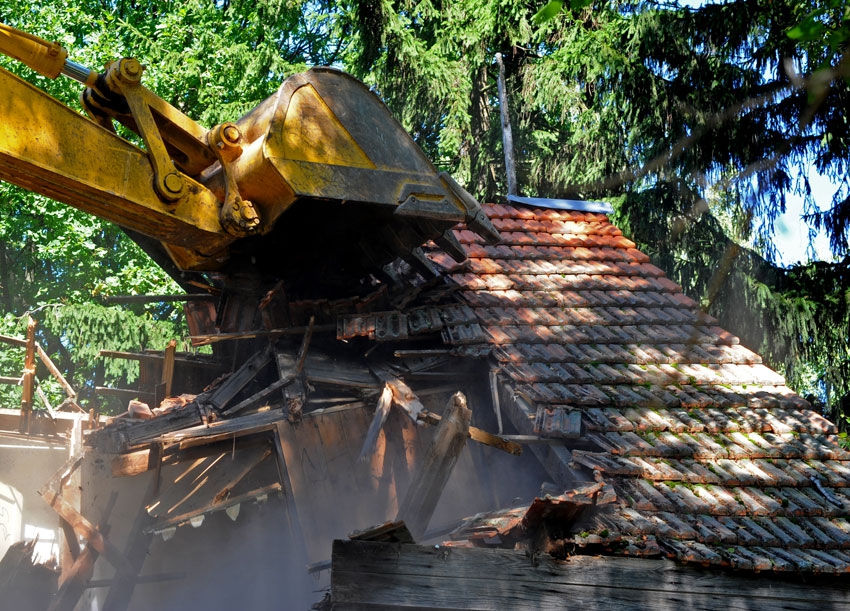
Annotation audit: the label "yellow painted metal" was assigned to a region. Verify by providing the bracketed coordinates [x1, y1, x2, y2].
[207, 122, 260, 236]
[0, 65, 233, 268]
[279, 85, 376, 169]
[202, 68, 473, 237]
[0, 23, 66, 78]
[82, 59, 217, 177]
[107, 58, 187, 202]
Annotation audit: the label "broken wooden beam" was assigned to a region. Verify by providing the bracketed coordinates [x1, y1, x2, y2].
[489, 368, 503, 434]
[0, 333, 27, 347]
[19, 316, 36, 434]
[358, 384, 393, 461]
[418, 411, 522, 456]
[396, 392, 471, 539]
[386, 378, 425, 422]
[59, 418, 84, 582]
[35, 382, 57, 421]
[275, 352, 305, 422]
[189, 323, 335, 346]
[37, 345, 76, 399]
[220, 375, 297, 417]
[49, 493, 117, 611]
[161, 339, 177, 398]
[39, 466, 135, 578]
[93, 403, 204, 451]
[293, 316, 314, 374]
[222, 316, 315, 417]
[206, 347, 273, 412]
[159, 407, 291, 447]
[50, 543, 99, 611]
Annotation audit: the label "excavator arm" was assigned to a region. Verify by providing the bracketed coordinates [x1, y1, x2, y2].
[0, 23, 500, 279]
[0, 65, 232, 261]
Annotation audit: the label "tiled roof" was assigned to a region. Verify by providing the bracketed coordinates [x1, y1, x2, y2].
[433, 203, 850, 574]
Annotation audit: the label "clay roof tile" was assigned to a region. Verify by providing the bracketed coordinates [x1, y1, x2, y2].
[438, 202, 850, 574]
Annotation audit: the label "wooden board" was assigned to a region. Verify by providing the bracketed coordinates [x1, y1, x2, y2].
[276, 404, 411, 564]
[397, 394, 470, 539]
[331, 540, 850, 610]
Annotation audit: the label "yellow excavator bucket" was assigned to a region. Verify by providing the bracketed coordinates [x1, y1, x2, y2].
[199, 67, 498, 286]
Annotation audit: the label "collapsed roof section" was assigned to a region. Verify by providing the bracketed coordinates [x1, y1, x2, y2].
[426, 202, 850, 574]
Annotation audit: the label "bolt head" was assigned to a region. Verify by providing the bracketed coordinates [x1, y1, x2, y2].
[120, 58, 142, 80]
[239, 201, 258, 221]
[222, 124, 241, 144]
[163, 173, 184, 195]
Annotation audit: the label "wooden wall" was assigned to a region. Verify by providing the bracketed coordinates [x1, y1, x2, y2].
[330, 540, 850, 610]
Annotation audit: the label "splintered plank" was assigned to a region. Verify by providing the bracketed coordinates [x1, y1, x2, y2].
[161, 339, 177, 397]
[370, 421, 399, 518]
[418, 411, 522, 456]
[352, 403, 401, 514]
[397, 393, 471, 539]
[159, 407, 290, 447]
[19, 316, 36, 433]
[328, 407, 402, 533]
[359, 385, 394, 461]
[389, 410, 419, 493]
[49, 493, 117, 611]
[39, 465, 134, 577]
[330, 541, 850, 610]
[50, 545, 99, 611]
[37, 344, 76, 399]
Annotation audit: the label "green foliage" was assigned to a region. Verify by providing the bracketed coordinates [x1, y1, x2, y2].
[342, 0, 536, 194]
[786, 0, 849, 59]
[0, 0, 849, 426]
[341, 0, 848, 247]
[41, 302, 184, 391]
